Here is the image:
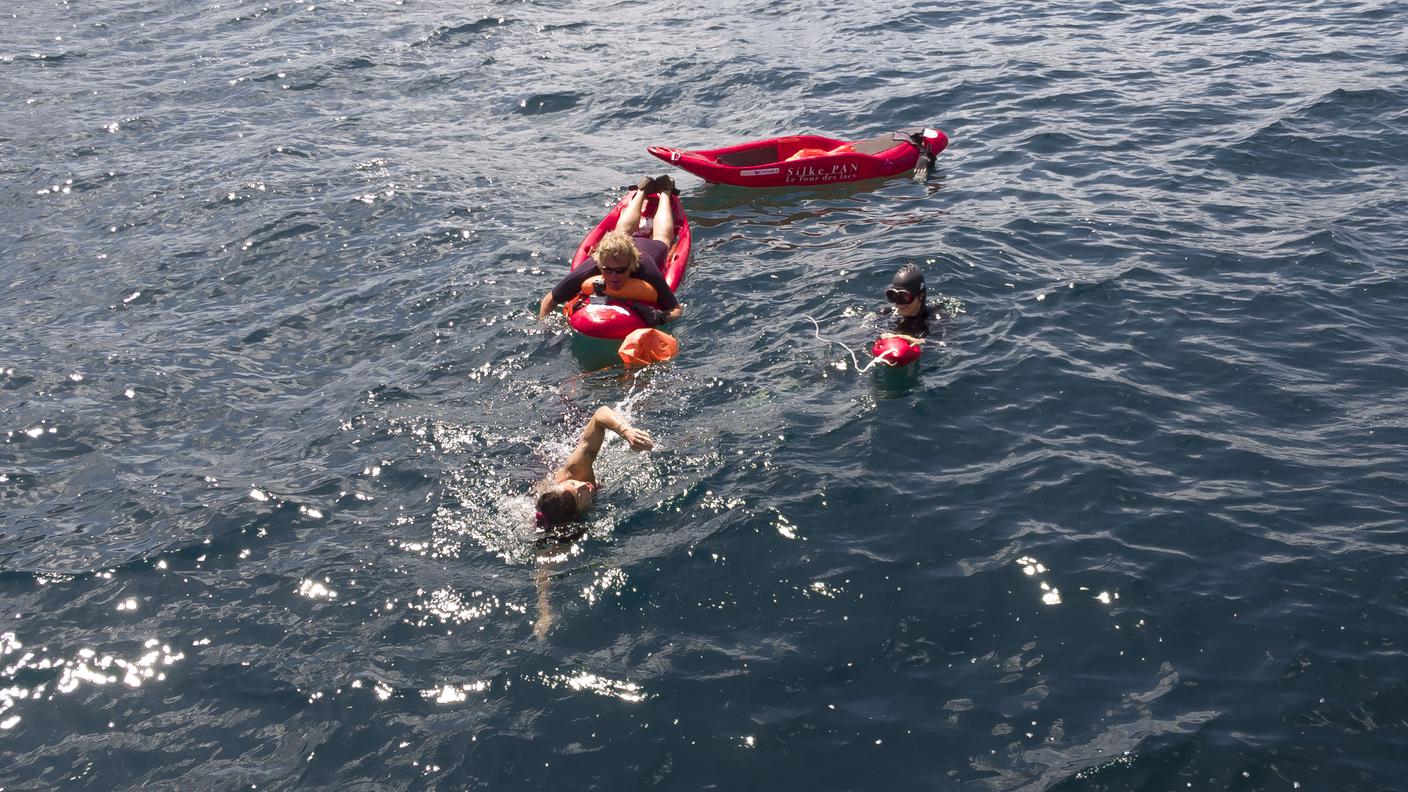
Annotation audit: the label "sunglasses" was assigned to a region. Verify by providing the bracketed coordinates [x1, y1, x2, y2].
[599, 263, 631, 275]
[885, 288, 917, 305]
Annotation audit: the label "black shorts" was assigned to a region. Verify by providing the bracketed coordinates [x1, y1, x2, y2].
[634, 237, 668, 270]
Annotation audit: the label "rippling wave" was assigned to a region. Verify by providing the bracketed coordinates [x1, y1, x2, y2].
[2, 0, 1406, 788]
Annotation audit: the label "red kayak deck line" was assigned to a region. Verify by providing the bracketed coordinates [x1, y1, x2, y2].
[564, 191, 691, 340]
[648, 127, 948, 188]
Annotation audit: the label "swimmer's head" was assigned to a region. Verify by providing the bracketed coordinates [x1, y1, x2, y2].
[889, 264, 925, 297]
[886, 264, 926, 307]
[535, 480, 595, 528]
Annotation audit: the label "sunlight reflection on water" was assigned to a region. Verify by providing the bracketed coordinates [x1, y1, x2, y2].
[1, 631, 186, 732]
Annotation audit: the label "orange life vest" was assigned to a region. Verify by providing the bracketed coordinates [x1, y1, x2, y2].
[576, 275, 657, 303]
[563, 275, 659, 318]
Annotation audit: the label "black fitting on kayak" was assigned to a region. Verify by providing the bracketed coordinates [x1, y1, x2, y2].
[912, 151, 933, 182]
[902, 130, 932, 182]
[905, 127, 941, 181]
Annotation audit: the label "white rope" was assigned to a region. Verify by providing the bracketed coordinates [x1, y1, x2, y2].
[802, 315, 897, 373]
[863, 348, 899, 372]
[803, 314, 859, 370]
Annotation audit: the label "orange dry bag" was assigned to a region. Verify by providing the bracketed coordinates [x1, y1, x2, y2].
[618, 328, 679, 367]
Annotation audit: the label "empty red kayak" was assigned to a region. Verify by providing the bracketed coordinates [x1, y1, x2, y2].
[648, 127, 948, 188]
[562, 191, 691, 340]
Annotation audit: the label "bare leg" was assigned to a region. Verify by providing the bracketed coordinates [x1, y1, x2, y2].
[533, 560, 555, 640]
[650, 192, 675, 244]
[613, 178, 651, 235]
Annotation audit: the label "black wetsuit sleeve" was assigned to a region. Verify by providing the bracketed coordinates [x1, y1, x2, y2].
[639, 242, 681, 310]
[550, 258, 599, 304]
[636, 265, 678, 311]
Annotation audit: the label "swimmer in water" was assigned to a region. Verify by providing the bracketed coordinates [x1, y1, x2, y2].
[535, 405, 655, 539]
[533, 405, 654, 639]
[879, 263, 933, 342]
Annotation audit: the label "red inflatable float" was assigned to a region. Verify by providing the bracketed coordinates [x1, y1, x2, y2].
[648, 127, 948, 188]
[870, 336, 922, 368]
[562, 191, 691, 340]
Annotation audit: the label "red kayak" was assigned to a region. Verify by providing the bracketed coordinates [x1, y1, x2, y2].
[562, 191, 691, 340]
[648, 127, 948, 188]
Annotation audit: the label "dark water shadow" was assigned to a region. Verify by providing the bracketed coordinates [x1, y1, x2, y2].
[568, 333, 623, 372]
[871, 360, 921, 397]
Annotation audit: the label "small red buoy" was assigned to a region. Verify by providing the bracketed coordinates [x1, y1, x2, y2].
[870, 336, 921, 367]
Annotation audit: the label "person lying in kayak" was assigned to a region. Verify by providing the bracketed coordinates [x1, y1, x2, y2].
[879, 263, 933, 340]
[534, 405, 655, 538]
[537, 176, 683, 327]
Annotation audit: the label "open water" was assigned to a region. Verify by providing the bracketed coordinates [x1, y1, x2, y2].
[3, 0, 1407, 789]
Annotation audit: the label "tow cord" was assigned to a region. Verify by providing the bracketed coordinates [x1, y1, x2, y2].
[802, 315, 895, 373]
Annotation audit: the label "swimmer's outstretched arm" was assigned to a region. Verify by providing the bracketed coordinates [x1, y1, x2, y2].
[591, 406, 655, 451]
[559, 406, 653, 480]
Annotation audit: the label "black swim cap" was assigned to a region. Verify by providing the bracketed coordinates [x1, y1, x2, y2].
[890, 264, 926, 294]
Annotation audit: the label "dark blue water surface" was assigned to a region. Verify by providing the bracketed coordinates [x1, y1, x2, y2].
[3, 0, 1407, 789]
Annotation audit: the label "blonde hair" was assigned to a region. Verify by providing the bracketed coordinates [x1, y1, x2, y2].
[594, 231, 639, 273]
